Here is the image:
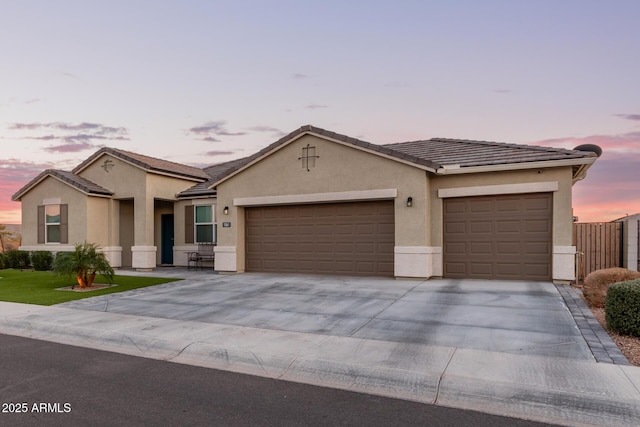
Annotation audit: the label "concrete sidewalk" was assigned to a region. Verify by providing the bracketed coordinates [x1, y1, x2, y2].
[0, 302, 640, 426]
[1, 298, 640, 426]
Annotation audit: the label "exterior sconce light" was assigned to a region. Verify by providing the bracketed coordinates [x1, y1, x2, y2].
[406, 197, 413, 207]
[223, 206, 229, 215]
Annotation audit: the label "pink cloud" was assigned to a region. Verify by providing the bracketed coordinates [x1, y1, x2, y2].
[531, 132, 640, 222]
[0, 159, 53, 224]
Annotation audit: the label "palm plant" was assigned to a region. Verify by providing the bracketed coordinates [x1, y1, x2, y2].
[53, 242, 114, 288]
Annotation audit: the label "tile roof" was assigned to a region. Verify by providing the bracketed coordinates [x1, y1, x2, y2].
[13, 125, 600, 202]
[73, 147, 209, 180]
[177, 157, 251, 198]
[12, 169, 113, 201]
[383, 138, 597, 168]
[200, 125, 598, 189]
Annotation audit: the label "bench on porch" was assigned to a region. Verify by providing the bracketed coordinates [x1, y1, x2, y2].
[187, 243, 215, 270]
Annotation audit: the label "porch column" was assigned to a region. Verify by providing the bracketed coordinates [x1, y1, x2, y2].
[132, 196, 157, 271]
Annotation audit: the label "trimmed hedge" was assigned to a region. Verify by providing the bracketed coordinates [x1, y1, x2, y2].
[605, 279, 640, 337]
[4, 250, 30, 269]
[31, 251, 53, 271]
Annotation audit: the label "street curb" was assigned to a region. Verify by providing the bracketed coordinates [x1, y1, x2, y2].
[2, 303, 640, 427]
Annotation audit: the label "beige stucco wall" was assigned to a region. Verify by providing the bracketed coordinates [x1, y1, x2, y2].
[78, 153, 203, 268]
[172, 197, 217, 266]
[430, 167, 574, 247]
[19, 176, 93, 247]
[431, 166, 576, 281]
[216, 134, 430, 272]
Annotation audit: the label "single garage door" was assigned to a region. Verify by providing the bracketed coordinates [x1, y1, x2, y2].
[443, 193, 552, 280]
[246, 200, 394, 276]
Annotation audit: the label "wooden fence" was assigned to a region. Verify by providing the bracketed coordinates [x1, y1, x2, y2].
[573, 222, 623, 281]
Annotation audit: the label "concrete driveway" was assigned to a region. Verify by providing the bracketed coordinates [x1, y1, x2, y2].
[58, 273, 593, 361]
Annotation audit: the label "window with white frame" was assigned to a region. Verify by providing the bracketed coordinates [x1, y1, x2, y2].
[194, 205, 216, 243]
[45, 204, 61, 243]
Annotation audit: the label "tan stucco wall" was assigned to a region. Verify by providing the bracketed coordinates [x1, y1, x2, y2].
[79, 153, 201, 250]
[19, 176, 92, 247]
[430, 166, 575, 248]
[216, 134, 430, 270]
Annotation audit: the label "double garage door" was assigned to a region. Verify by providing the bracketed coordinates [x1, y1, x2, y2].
[245, 193, 551, 280]
[246, 201, 394, 276]
[443, 193, 552, 281]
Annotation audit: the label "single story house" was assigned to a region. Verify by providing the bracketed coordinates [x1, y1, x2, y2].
[13, 125, 600, 282]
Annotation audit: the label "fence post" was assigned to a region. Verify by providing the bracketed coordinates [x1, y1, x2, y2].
[622, 219, 639, 271]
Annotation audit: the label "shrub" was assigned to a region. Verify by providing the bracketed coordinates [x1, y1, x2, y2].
[583, 268, 640, 308]
[31, 251, 53, 271]
[53, 242, 114, 288]
[4, 250, 31, 269]
[0, 252, 6, 269]
[605, 279, 640, 337]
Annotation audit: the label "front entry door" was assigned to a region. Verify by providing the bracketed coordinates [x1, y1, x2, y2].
[161, 214, 174, 264]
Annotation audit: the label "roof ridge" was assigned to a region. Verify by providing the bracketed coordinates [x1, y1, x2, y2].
[72, 146, 209, 180]
[425, 137, 581, 155]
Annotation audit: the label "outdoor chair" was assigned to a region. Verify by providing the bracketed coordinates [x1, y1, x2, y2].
[187, 243, 215, 270]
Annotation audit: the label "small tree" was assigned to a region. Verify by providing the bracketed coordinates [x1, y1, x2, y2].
[53, 242, 114, 288]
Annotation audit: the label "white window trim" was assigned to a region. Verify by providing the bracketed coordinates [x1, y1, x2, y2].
[45, 204, 61, 244]
[194, 205, 216, 244]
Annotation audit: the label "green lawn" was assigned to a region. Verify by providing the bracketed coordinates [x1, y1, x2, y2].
[0, 269, 180, 306]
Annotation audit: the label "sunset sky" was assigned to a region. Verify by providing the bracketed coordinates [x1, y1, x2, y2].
[1, 1, 639, 224]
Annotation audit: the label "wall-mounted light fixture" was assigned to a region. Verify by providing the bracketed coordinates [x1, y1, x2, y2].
[223, 206, 229, 215]
[406, 197, 413, 207]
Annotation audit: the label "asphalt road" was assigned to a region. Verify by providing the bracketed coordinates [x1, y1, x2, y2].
[0, 334, 557, 427]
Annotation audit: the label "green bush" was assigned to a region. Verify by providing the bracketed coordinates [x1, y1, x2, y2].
[31, 251, 53, 271]
[4, 250, 31, 269]
[0, 252, 6, 269]
[605, 279, 640, 337]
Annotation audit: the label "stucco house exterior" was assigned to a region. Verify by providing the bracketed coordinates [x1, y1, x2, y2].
[13, 125, 599, 282]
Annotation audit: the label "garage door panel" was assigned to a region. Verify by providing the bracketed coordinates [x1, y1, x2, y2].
[470, 221, 492, 233]
[496, 242, 521, 254]
[470, 242, 492, 254]
[446, 222, 467, 234]
[444, 193, 552, 281]
[470, 263, 492, 275]
[495, 198, 522, 212]
[525, 196, 552, 210]
[496, 220, 520, 233]
[524, 219, 551, 233]
[469, 201, 493, 213]
[246, 201, 394, 276]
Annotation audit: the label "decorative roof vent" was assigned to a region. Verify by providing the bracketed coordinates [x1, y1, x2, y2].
[573, 144, 603, 157]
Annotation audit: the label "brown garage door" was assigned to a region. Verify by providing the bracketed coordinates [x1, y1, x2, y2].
[443, 193, 552, 280]
[246, 201, 394, 276]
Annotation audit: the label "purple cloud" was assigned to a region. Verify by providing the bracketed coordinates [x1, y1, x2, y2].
[305, 104, 328, 109]
[530, 131, 640, 221]
[614, 114, 640, 121]
[8, 121, 130, 152]
[246, 125, 285, 136]
[43, 141, 96, 153]
[188, 121, 247, 142]
[292, 73, 309, 79]
[205, 150, 237, 156]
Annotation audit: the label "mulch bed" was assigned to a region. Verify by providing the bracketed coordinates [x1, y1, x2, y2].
[55, 284, 118, 292]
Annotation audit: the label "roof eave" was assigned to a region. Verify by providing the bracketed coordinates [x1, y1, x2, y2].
[73, 149, 208, 183]
[12, 172, 114, 201]
[434, 157, 597, 178]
